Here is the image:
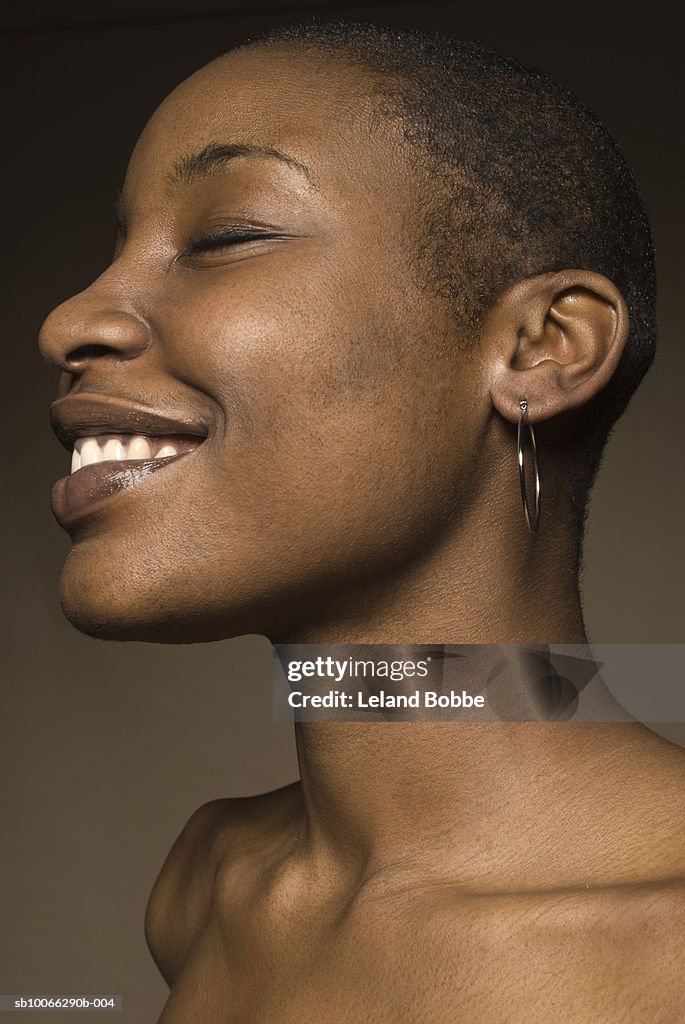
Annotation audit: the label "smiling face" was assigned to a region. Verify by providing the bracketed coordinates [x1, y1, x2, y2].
[39, 43, 487, 643]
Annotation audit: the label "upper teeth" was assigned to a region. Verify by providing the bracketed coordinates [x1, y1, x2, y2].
[71, 434, 182, 474]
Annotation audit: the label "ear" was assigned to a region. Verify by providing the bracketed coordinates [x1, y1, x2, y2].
[485, 270, 630, 424]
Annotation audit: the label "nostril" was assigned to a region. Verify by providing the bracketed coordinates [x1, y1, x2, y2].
[67, 344, 117, 364]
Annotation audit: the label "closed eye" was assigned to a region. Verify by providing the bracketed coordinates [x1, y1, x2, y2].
[185, 228, 280, 255]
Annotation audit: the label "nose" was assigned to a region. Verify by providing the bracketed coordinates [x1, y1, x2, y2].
[38, 287, 151, 374]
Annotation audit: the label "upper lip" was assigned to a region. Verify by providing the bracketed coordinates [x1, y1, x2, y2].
[50, 393, 210, 452]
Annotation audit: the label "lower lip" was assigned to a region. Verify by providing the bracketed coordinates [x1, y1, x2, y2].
[51, 454, 189, 527]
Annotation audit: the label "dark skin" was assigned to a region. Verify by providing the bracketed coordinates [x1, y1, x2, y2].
[39, 44, 684, 1023]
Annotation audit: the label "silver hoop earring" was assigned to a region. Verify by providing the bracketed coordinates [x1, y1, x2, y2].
[517, 398, 541, 533]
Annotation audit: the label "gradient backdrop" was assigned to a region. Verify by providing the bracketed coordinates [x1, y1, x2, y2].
[2, 2, 683, 1020]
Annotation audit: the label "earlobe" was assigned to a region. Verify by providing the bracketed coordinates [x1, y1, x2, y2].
[487, 269, 630, 424]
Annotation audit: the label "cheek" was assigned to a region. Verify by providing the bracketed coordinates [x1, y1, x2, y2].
[186, 298, 470, 571]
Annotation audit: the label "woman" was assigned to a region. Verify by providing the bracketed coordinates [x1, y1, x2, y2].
[39, 21, 684, 1023]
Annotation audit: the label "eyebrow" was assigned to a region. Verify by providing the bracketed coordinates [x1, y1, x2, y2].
[170, 141, 316, 189]
[115, 141, 317, 237]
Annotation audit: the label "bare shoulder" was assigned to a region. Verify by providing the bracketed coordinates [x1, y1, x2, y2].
[144, 781, 302, 986]
[339, 875, 685, 1023]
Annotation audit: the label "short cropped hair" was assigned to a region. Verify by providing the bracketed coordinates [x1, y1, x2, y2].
[241, 21, 657, 553]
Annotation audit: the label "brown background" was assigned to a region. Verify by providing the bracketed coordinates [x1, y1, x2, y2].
[1, 2, 683, 1020]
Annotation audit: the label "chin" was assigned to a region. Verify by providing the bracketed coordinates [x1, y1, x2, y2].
[56, 552, 287, 645]
[58, 589, 260, 644]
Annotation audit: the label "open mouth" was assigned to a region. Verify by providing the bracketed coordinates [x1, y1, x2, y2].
[49, 394, 210, 528]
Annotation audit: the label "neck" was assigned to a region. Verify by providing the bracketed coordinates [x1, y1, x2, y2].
[292, 715, 670, 896]
[282, 521, 671, 893]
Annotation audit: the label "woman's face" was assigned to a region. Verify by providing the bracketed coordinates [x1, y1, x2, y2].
[39, 44, 485, 642]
